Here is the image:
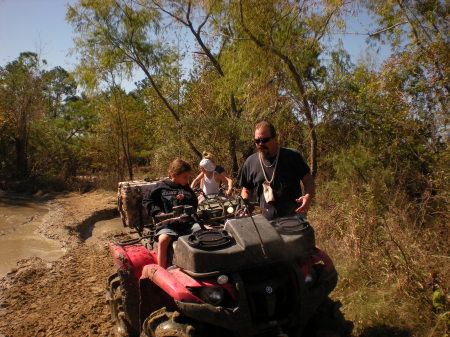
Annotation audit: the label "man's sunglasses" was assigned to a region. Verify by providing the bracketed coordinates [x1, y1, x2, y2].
[254, 137, 272, 144]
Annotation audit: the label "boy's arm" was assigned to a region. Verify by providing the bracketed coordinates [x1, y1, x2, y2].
[217, 173, 233, 196]
[190, 172, 203, 189]
[142, 187, 163, 217]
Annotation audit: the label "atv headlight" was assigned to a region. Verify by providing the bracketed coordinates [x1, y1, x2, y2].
[199, 287, 224, 305]
[217, 274, 229, 285]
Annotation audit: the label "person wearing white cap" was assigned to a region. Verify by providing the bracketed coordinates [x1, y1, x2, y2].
[191, 158, 233, 198]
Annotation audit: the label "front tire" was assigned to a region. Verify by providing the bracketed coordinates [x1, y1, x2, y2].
[106, 273, 139, 337]
[141, 307, 198, 337]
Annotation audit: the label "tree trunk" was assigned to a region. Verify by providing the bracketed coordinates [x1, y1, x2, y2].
[228, 131, 239, 176]
[14, 138, 27, 177]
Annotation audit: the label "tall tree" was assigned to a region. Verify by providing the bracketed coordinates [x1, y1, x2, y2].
[364, 0, 449, 116]
[0, 52, 45, 177]
[84, 86, 150, 182]
[67, 0, 202, 158]
[42, 66, 78, 118]
[234, 0, 347, 175]
[148, 0, 243, 174]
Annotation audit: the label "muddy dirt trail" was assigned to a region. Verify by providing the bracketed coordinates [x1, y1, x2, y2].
[0, 191, 123, 337]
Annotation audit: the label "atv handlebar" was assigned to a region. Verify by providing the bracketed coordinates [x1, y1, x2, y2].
[154, 214, 192, 226]
[151, 196, 258, 230]
[153, 205, 207, 230]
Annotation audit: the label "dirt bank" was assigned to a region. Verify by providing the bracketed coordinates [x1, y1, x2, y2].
[0, 191, 123, 337]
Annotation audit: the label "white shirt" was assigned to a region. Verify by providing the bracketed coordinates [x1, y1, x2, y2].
[202, 172, 220, 195]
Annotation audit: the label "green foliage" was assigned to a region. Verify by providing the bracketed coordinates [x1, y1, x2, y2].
[42, 66, 77, 118]
[0, 52, 47, 177]
[27, 95, 97, 179]
[310, 41, 448, 335]
[432, 289, 447, 312]
[364, 0, 449, 119]
[86, 88, 151, 181]
[66, 0, 163, 89]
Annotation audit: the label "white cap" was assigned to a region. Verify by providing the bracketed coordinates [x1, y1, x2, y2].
[199, 158, 215, 172]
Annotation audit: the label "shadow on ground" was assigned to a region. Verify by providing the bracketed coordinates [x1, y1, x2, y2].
[359, 325, 411, 337]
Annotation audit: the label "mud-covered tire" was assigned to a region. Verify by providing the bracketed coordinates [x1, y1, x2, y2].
[106, 273, 139, 337]
[304, 297, 353, 337]
[141, 307, 198, 337]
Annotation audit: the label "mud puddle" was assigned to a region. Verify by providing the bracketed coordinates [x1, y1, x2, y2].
[0, 196, 65, 276]
[85, 217, 126, 245]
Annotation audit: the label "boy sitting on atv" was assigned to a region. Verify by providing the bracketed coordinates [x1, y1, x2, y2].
[142, 159, 198, 268]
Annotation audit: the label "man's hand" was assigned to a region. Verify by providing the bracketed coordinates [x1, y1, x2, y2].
[236, 198, 254, 217]
[295, 194, 312, 213]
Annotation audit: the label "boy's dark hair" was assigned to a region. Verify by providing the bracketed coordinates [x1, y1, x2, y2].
[168, 158, 192, 177]
[255, 121, 277, 138]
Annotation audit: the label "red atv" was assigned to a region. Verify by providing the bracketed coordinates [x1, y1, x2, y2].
[107, 187, 351, 337]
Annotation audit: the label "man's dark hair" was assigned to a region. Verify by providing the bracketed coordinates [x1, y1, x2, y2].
[255, 121, 277, 138]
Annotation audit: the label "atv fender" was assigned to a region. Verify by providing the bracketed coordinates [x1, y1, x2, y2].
[297, 247, 339, 333]
[299, 246, 335, 278]
[109, 243, 156, 331]
[109, 243, 156, 280]
[140, 264, 202, 303]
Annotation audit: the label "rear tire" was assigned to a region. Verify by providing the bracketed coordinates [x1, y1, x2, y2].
[141, 307, 198, 337]
[106, 273, 139, 337]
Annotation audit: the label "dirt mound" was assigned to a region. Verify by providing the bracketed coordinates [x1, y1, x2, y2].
[0, 191, 122, 337]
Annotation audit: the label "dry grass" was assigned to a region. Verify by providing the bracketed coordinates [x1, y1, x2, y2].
[310, 184, 449, 337]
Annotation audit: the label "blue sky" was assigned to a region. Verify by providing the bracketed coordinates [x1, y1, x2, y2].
[0, 0, 77, 70]
[0, 0, 391, 91]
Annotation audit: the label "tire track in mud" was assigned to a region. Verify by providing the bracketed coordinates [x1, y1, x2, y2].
[0, 192, 121, 337]
[0, 246, 115, 337]
[68, 207, 119, 242]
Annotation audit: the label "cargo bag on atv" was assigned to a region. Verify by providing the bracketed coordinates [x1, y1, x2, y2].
[117, 179, 164, 230]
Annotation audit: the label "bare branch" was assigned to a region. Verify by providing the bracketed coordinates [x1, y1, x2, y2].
[186, 0, 192, 24]
[368, 21, 408, 37]
[197, 13, 210, 35]
[150, 0, 188, 26]
[315, 7, 339, 41]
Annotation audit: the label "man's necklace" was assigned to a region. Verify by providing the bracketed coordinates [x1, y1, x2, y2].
[259, 147, 280, 184]
[261, 157, 276, 168]
[260, 148, 279, 168]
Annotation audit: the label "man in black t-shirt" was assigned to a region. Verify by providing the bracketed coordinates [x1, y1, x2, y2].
[239, 121, 315, 219]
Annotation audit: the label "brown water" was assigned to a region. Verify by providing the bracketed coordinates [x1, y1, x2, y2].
[0, 196, 65, 276]
[85, 217, 125, 245]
